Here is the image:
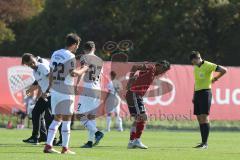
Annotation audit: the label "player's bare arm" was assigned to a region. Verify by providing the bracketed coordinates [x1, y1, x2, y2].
[71, 65, 89, 77]
[212, 66, 227, 83]
[26, 81, 39, 96]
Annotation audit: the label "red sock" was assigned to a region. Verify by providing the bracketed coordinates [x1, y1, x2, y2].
[130, 126, 136, 141]
[135, 121, 145, 139]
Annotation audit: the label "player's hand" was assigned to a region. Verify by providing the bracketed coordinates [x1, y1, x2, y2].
[212, 77, 218, 84]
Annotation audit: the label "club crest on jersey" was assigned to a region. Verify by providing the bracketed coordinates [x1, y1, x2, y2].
[7, 66, 35, 105]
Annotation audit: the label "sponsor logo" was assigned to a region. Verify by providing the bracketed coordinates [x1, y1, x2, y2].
[7, 66, 34, 105]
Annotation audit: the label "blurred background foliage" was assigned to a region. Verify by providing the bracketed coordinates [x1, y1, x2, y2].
[0, 0, 239, 65]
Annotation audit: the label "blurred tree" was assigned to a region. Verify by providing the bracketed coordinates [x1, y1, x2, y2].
[0, 0, 44, 47]
[0, 0, 239, 66]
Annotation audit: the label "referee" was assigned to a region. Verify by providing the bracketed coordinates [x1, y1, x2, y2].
[190, 51, 227, 149]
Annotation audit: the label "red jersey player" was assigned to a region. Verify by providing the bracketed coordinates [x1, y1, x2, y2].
[126, 60, 170, 149]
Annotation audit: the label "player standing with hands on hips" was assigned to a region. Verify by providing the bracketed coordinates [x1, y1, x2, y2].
[190, 51, 227, 149]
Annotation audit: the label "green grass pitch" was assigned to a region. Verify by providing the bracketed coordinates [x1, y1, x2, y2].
[0, 128, 239, 160]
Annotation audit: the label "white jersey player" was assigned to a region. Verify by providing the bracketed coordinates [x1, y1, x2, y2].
[44, 33, 88, 154]
[21, 53, 53, 145]
[105, 71, 123, 132]
[76, 41, 104, 148]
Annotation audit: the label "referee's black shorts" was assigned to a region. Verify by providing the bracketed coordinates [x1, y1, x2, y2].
[194, 89, 212, 115]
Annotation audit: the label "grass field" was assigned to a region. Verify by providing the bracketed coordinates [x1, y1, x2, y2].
[0, 129, 239, 160]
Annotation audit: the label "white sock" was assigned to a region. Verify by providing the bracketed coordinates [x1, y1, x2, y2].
[61, 121, 71, 148]
[90, 119, 97, 129]
[80, 120, 98, 133]
[88, 129, 95, 142]
[47, 120, 61, 146]
[116, 115, 123, 130]
[106, 116, 112, 131]
[81, 120, 98, 142]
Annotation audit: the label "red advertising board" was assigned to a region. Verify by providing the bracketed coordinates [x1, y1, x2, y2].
[0, 57, 239, 120]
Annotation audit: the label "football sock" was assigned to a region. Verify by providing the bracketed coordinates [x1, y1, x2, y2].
[106, 116, 112, 131]
[47, 120, 61, 146]
[80, 119, 98, 133]
[88, 129, 95, 142]
[135, 121, 145, 139]
[199, 123, 204, 143]
[81, 119, 98, 142]
[200, 123, 210, 144]
[61, 121, 71, 148]
[130, 124, 136, 142]
[116, 115, 123, 131]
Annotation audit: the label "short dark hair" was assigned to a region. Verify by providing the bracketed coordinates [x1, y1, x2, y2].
[22, 53, 34, 65]
[189, 51, 201, 61]
[84, 41, 95, 51]
[156, 60, 171, 71]
[65, 33, 81, 47]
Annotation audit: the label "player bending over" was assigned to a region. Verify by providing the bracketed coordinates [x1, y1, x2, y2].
[44, 33, 88, 154]
[22, 53, 53, 145]
[126, 60, 170, 149]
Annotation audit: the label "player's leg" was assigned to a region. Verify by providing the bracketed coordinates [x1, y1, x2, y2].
[80, 115, 97, 148]
[194, 90, 211, 149]
[54, 124, 62, 146]
[201, 115, 210, 145]
[80, 114, 104, 147]
[39, 96, 52, 143]
[105, 94, 121, 132]
[128, 121, 137, 148]
[54, 99, 75, 154]
[44, 115, 62, 153]
[91, 117, 104, 146]
[115, 102, 123, 131]
[126, 91, 137, 148]
[133, 113, 148, 149]
[106, 113, 112, 132]
[23, 97, 45, 144]
[126, 91, 148, 149]
[61, 115, 75, 154]
[77, 95, 104, 147]
[43, 96, 53, 132]
[195, 114, 209, 149]
[39, 116, 47, 142]
[44, 94, 62, 154]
